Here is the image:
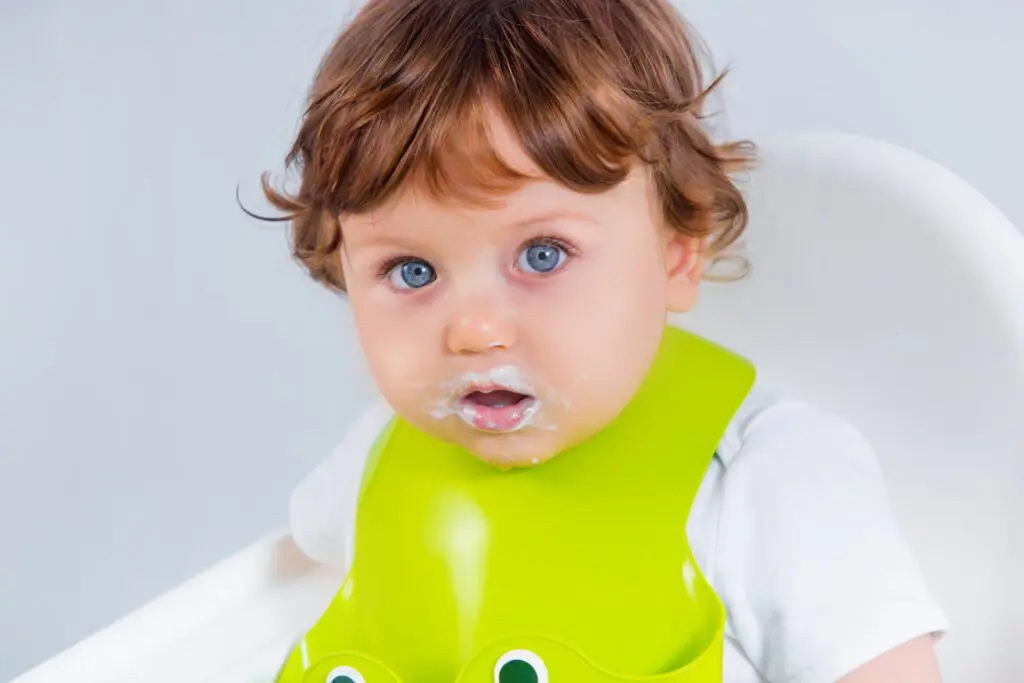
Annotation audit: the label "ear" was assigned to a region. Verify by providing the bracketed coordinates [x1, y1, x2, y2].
[663, 228, 704, 313]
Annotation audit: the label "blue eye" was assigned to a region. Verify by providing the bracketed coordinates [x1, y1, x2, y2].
[517, 242, 567, 274]
[388, 259, 435, 289]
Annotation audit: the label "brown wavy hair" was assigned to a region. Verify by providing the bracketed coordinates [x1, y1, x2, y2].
[258, 0, 754, 291]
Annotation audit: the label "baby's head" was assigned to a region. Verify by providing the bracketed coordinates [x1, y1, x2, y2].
[263, 0, 752, 467]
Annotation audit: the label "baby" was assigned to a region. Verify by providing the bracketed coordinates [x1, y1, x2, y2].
[258, 0, 948, 680]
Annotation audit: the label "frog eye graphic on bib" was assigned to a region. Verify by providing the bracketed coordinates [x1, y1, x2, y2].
[450, 636, 618, 682]
[493, 649, 548, 683]
[302, 653, 402, 683]
[325, 665, 365, 683]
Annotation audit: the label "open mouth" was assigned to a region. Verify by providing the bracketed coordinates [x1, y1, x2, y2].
[457, 387, 538, 432]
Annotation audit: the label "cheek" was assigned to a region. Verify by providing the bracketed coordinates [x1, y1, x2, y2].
[519, 253, 666, 384]
[550, 246, 667, 327]
[348, 289, 438, 397]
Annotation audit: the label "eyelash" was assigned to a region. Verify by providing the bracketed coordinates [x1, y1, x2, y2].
[525, 234, 578, 261]
[376, 255, 416, 281]
[374, 236, 578, 281]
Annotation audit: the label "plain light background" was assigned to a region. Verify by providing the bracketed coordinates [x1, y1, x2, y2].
[1, 0, 1021, 679]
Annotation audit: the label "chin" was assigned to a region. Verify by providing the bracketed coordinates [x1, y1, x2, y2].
[462, 430, 563, 469]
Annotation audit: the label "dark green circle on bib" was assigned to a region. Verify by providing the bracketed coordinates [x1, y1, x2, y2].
[498, 659, 539, 683]
[329, 676, 355, 683]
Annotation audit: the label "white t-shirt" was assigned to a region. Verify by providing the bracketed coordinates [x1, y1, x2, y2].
[289, 388, 949, 683]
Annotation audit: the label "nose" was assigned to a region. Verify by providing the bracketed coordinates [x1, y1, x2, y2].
[445, 302, 518, 355]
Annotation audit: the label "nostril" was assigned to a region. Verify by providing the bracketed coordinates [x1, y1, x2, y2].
[446, 312, 517, 355]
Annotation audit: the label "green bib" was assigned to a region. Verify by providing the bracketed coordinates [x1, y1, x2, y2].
[276, 326, 755, 683]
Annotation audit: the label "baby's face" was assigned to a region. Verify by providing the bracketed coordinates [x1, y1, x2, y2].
[340, 117, 701, 467]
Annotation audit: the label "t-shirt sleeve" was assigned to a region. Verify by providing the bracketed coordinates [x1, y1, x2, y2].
[288, 399, 395, 569]
[712, 401, 949, 683]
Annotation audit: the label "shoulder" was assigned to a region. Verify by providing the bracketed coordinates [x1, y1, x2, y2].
[342, 398, 397, 454]
[288, 397, 395, 567]
[709, 387, 949, 682]
[717, 386, 877, 476]
[711, 386, 898, 530]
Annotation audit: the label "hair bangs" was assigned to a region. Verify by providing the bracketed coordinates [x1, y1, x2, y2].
[256, 0, 754, 291]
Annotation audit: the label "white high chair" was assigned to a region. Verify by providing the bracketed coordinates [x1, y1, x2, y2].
[14, 132, 1024, 683]
[682, 132, 1024, 681]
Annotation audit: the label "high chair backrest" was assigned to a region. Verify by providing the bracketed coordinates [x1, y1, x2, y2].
[681, 132, 1024, 681]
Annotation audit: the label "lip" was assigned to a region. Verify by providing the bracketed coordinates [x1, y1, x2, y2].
[456, 385, 539, 433]
[428, 365, 542, 433]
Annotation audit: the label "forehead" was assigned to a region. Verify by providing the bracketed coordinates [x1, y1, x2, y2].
[347, 112, 537, 227]
[340, 111, 654, 243]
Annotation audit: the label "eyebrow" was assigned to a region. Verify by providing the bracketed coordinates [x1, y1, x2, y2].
[343, 232, 434, 254]
[344, 207, 600, 254]
[507, 209, 600, 229]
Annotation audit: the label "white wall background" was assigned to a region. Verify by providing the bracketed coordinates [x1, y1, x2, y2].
[0, 0, 1020, 679]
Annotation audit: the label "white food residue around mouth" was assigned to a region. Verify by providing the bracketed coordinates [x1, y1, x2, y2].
[426, 365, 555, 432]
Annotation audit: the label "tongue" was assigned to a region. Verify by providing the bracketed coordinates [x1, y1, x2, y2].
[467, 390, 527, 408]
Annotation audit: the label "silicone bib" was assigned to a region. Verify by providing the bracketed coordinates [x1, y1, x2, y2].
[275, 326, 755, 683]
